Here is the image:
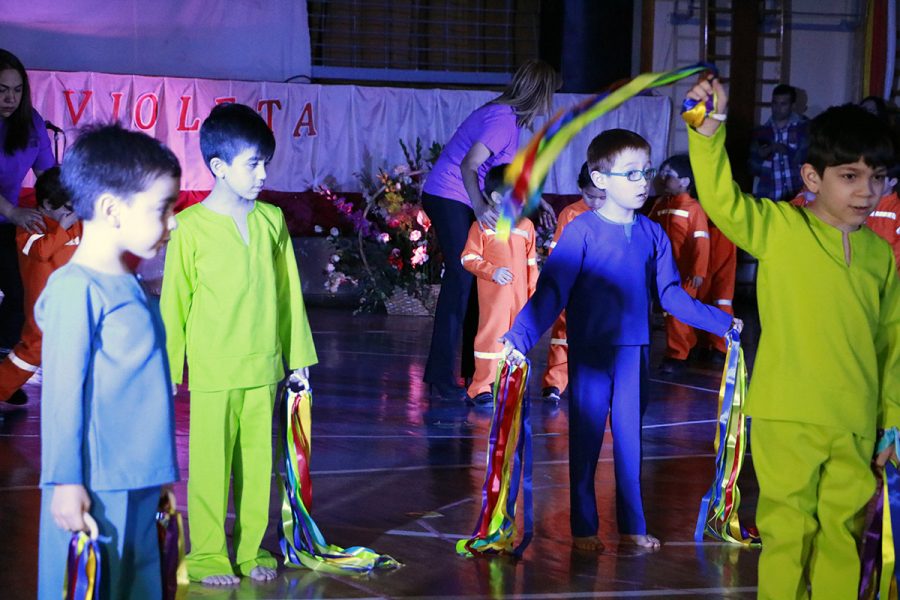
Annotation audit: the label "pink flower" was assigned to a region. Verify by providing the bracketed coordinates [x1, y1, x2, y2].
[378, 232, 390, 243]
[409, 230, 422, 242]
[416, 210, 431, 231]
[411, 245, 429, 266]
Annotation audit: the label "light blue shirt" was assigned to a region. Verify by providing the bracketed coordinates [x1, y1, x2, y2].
[36, 263, 179, 490]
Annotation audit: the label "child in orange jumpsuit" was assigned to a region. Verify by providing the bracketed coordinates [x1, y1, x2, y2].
[648, 154, 710, 373]
[460, 164, 538, 405]
[696, 220, 737, 364]
[0, 166, 81, 404]
[540, 163, 605, 403]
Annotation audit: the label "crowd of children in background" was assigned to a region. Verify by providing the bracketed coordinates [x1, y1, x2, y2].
[0, 61, 897, 598]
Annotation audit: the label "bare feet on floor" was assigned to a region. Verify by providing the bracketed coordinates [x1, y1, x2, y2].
[249, 566, 278, 581]
[572, 535, 605, 551]
[201, 574, 240, 586]
[622, 533, 661, 549]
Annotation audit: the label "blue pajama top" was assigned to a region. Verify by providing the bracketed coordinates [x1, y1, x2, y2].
[504, 211, 733, 355]
[36, 263, 179, 491]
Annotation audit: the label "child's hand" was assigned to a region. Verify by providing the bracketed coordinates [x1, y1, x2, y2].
[492, 267, 513, 285]
[687, 275, 704, 289]
[499, 338, 526, 367]
[538, 198, 558, 230]
[51, 484, 92, 532]
[730, 318, 744, 334]
[289, 367, 310, 392]
[685, 76, 729, 136]
[876, 445, 897, 468]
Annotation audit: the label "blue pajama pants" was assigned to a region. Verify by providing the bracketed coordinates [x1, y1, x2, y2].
[568, 345, 649, 537]
[38, 485, 162, 600]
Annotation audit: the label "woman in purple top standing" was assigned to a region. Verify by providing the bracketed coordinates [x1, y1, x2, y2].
[0, 49, 55, 347]
[421, 59, 560, 400]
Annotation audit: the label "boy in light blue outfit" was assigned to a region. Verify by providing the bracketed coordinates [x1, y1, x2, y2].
[36, 125, 181, 599]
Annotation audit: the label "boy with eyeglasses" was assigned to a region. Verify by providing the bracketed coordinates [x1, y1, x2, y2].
[501, 129, 738, 552]
[0, 166, 80, 405]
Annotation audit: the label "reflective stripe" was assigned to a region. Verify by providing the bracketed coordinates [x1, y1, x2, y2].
[473, 350, 504, 359]
[8, 350, 39, 373]
[550, 338, 568, 346]
[716, 299, 733, 306]
[512, 227, 529, 238]
[484, 229, 496, 236]
[548, 241, 557, 249]
[871, 211, 897, 219]
[22, 234, 45, 256]
[527, 258, 537, 265]
[65, 236, 80, 246]
[461, 253, 482, 264]
[657, 209, 690, 218]
[693, 231, 710, 238]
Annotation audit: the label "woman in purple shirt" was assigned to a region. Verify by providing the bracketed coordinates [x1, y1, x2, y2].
[421, 59, 560, 400]
[0, 49, 55, 347]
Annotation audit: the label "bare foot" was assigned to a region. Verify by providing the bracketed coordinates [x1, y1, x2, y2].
[622, 534, 661, 549]
[572, 535, 605, 551]
[249, 565, 278, 581]
[201, 574, 240, 586]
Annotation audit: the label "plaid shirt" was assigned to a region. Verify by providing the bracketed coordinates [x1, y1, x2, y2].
[749, 113, 809, 202]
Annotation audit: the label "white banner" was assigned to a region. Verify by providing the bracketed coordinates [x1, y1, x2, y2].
[27, 69, 672, 195]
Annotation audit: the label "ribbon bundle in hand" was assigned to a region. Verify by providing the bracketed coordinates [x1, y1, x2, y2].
[859, 429, 900, 599]
[65, 515, 101, 600]
[279, 381, 401, 574]
[495, 63, 716, 241]
[694, 329, 760, 545]
[457, 359, 533, 557]
[157, 491, 189, 600]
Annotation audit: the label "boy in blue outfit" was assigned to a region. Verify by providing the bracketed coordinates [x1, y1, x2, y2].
[36, 125, 181, 599]
[502, 129, 739, 551]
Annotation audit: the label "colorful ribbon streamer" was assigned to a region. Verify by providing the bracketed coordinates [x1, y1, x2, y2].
[66, 529, 101, 600]
[278, 382, 402, 574]
[157, 492, 189, 600]
[859, 428, 900, 599]
[457, 358, 533, 557]
[495, 63, 717, 240]
[694, 329, 760, 546]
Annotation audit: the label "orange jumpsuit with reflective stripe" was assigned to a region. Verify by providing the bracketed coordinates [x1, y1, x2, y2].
[0, 216, 82, 400]
[461, 219, 538, 398]
[697, 221, 736, 353]
[541, 200, 589, 393]
[648, 193, 710, 360]
[866, 192, 900, 272]
[793, 190, 900, 273]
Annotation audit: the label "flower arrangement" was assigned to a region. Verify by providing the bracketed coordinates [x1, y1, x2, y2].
[321, 139, 443, 313]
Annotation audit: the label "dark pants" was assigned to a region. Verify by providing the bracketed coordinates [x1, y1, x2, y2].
[0, 224, 24, 349]
[422, 192, 478, 385]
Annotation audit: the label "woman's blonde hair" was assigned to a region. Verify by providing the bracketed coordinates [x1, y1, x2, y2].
[493, 59, 562, 128]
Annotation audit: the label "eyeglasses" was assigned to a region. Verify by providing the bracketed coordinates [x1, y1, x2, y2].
[601, 168, 658, 182]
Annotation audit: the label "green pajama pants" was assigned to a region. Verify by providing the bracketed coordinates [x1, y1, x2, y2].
[752, 418, 875, 600]
[186, 384, 279, 580]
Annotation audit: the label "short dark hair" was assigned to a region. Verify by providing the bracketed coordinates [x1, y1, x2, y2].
[661, 154, 696, 196]
[577, 162, 592, 189]
[483, 163, 509, 198]
[34, 166, 68, 210]
[587, 129, 651, 174]
[199, 103, 275, 171]
[806, 104, 895, 176]
[772, 84, 797, 103]
[61, 124, 181, 220]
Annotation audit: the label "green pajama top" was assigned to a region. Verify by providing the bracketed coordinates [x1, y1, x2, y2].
[160, 201, 317, 392]
[688, 126, 900, 437]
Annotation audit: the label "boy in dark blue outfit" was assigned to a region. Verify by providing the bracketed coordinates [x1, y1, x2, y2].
[502, 129, 738, 551]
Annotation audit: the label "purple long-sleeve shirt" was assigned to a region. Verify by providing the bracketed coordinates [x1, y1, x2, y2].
[505, 211, 732, 354]
[0, 109, 55, 221]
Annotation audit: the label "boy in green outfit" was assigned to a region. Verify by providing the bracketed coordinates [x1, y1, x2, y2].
[685, 78, 900, 599]
[161, 103, 318, 585]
